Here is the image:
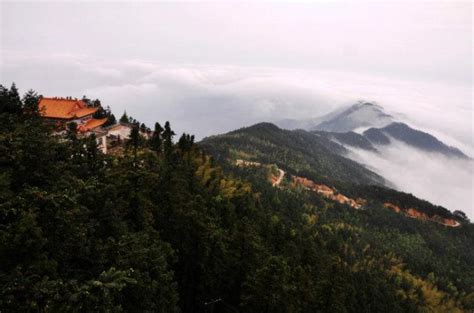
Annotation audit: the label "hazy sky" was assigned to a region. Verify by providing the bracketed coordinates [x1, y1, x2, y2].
[1, 1, 471, 137]
[1, 1, 471, 81]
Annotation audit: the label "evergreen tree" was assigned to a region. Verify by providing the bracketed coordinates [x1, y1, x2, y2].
[178, 133, 194, 152]
[0, 83, 22, 114]
[129, 123, 141, 161]
[0, 85, 12, 114]
[162, 121, 175, 158]
[120, 111, 129, 124]
[106, 113, 117, 126]
[8, 82, 20, 104]
[149, 122, 163, 153]
[92, 98, 101, 107]
[66, 121, 78, 141]
[81, 95, 92, 106]
[22, 89, 40, 116]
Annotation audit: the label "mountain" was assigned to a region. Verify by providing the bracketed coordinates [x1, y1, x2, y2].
[274, 101, 394, 132]
[316, 122, 467, 158]
[200, 122, 465, 223]
[318, 130, 378, 152]
[312, 101, 394, 132]
[274, 105, 348, 130]
[365, 122, 467, 158]
[275, 117, 324, 130]
[276, 101, 468, 158]
[201, 122, 385, 186]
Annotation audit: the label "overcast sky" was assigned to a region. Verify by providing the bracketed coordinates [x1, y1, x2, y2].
[1, 1, 471, 134]
[1, 0, 472, 215]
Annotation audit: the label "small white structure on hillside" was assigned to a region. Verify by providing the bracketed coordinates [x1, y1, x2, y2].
[107, 123, 132, 140]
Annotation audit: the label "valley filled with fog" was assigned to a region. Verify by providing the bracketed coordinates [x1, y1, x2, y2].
[346, 140, 473, 217]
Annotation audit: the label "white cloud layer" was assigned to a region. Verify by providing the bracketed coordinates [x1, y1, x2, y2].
[346, 141, 474, 219]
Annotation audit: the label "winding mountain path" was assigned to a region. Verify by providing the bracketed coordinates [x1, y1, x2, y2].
[272, 169, 285, 187]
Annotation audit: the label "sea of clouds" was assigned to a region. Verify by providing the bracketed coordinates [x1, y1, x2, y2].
[346, 140, 473, 218]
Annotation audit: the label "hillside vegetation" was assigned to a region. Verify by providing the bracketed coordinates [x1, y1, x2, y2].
[202, 123, 462, 221]
[201, 123, 385, 186]
[1, 84, 473, 312]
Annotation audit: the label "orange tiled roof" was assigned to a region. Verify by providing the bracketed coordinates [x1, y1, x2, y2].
[72, 107, 99, 118]
[78, 118, 108, 133]
[39, 97, 98, 119]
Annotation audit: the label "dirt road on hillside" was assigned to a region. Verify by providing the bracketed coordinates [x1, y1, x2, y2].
[272, 169, 285, 187]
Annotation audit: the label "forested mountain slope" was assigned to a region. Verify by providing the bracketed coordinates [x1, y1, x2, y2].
[1, 84, 473, 312]
[201, 122, 385, 187]
[200, 121, 474, 311]
[201, 122, 467, 221]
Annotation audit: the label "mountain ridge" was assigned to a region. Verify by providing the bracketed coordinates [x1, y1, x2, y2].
[275, 101, 468, 158]
[315, 122, 468, 158]
[200, 122, 465, 223]
[312, 101, 394, 132]
[201, 122, 385, 186]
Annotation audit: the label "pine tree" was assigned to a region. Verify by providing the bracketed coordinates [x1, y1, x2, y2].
[67, 122, 78, 141]
[106, 114, 117, 126]
[22, 89, 40, 116]
[120, 111, 129, 124]
[162, 121, 175, 158]
[140, 123, 147, 133]
[81, 95, 92, 106]
[0, 85, 12, 113]
[129, 123, 141, 161]
[8, 83, 20, 104]
[0, 83, 22, 114]
[92, 99, 101, 107]
[178, 133, 194, 152]
[150, 122, 164, 154]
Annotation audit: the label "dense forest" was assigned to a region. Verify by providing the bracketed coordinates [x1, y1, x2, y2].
[1, 83, 473, 312]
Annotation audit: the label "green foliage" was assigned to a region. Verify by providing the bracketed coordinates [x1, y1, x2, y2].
[149, 122, 163, 153]
[93, 105, 116, 127]
[119, 111, 129, 124]
[200, 122, 385, 186]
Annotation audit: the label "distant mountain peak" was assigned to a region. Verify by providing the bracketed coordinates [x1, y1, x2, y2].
[239, 122, 281, 132]
[312, 101, 394, 133]
[354, 101, 382, 109]
[275, 102, 468, 159]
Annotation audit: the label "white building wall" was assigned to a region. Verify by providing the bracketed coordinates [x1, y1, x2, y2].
[107, 125, 132, 139]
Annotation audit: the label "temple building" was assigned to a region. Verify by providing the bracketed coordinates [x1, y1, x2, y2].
[39, 97, 109, 152]
[39, 97, 108, 131]
[39, 97, 99, 122]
